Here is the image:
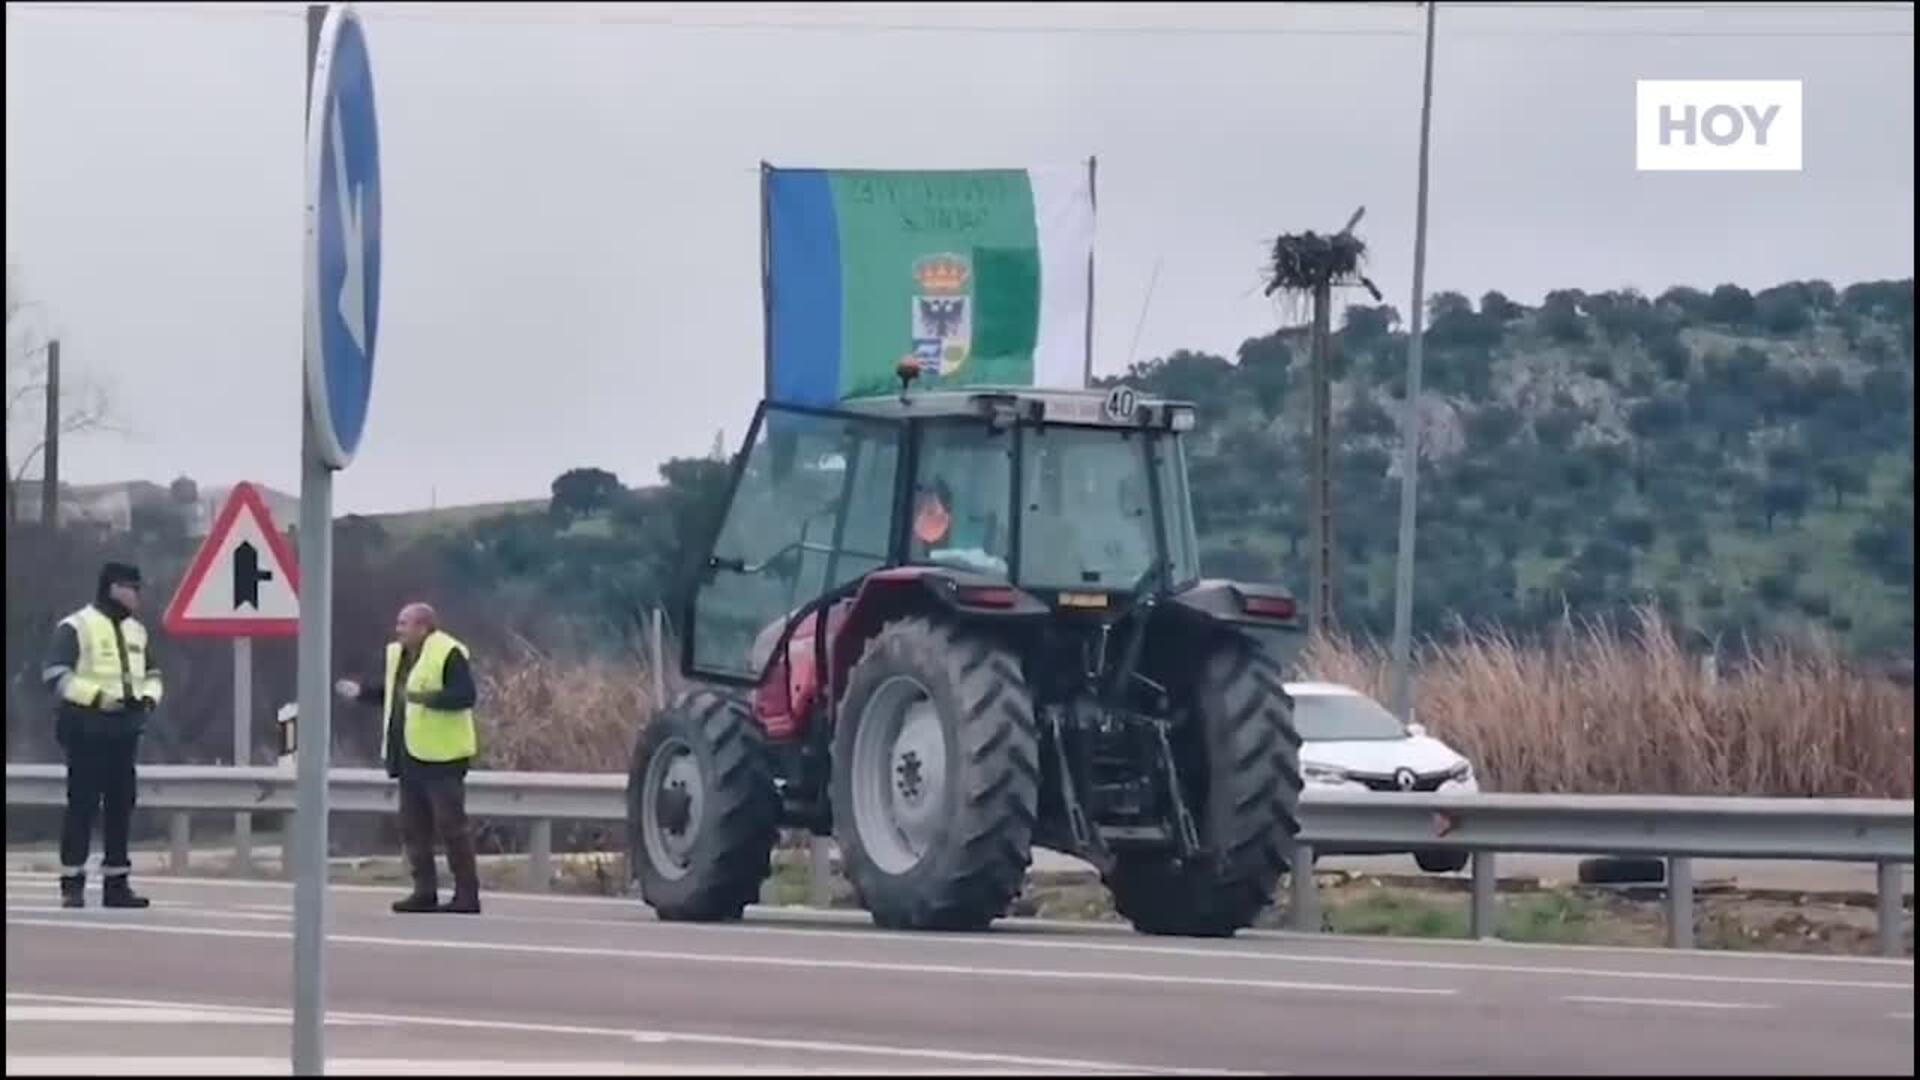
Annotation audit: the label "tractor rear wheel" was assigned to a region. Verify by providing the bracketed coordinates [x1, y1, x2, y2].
[831, 616, 1040, 931]
[628, 689, 778, 922]
[1106, 633, 1302, 938]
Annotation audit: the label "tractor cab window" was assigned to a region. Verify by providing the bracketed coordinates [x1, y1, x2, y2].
[690, 407, 901, 681]
[1151, 433, 1203, 590]
[909, 421, 1014, 580]
[1018, 426, 1164, 591]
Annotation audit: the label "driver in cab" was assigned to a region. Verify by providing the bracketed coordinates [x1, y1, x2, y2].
[912, 479, 1005, 575]
[913, 479, 956, 553]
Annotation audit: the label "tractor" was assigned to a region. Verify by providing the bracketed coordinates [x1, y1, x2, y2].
[627, 376, 1306, 937]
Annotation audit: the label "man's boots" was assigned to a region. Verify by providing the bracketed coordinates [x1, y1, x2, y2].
[441, 838, 481, 915]
[59, 873, 85, 909]
[394, 839, 439, 913]
[101, 875, 150, 909]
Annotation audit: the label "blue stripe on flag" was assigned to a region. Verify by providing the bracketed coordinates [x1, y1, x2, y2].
[766, 169, 842, 407]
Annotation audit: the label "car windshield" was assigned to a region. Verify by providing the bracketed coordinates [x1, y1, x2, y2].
[1292, 693, 1407, 742]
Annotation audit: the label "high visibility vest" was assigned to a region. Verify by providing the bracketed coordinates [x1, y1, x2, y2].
[53, 605, 163, 714]
[380, 630, 477, 763]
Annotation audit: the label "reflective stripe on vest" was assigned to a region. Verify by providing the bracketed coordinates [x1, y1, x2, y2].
[58, 606, 162, 712]
[380, 630, 477, 763]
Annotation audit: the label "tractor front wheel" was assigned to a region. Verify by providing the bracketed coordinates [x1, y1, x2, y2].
[831, 616, 1040, 931]
[628, 689, 779, 922]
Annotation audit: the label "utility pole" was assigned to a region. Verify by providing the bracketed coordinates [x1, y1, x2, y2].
[1309, 281, 1334, 637]
[1389, 1, 1439, 723]
[1265, 210, 1380, 640]
[42, 338, 60, 528]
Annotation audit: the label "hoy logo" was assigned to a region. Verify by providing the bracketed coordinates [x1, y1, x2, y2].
[1636, 80, 1802, 172]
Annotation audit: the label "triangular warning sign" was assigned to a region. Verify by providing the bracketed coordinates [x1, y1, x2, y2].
[163, 481, 301, 637]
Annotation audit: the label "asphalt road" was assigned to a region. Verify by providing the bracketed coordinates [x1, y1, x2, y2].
[6, 873, 1913, 1075]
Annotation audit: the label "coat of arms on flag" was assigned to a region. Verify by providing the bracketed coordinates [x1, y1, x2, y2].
[909, 252, 973, 377]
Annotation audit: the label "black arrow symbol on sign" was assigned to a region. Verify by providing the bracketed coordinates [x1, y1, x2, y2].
[233, 541, 273, 610]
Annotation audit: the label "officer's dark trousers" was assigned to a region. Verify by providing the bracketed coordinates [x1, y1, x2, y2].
[60, 730, 140, 877]
[398, 768, 478, 898]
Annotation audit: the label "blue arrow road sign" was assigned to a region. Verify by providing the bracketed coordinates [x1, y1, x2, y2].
[304, 4, 381, 470]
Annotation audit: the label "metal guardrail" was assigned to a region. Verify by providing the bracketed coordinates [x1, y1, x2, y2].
[7, 764, 1912, 956]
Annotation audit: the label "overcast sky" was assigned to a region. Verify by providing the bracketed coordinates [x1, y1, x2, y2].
[5, 1, 1914, 515]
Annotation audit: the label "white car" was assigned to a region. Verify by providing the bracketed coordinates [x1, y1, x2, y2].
[1289, 681, 1479, 875]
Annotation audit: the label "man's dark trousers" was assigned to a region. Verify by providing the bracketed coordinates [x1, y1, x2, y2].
[397, 765, 480, 911]
[60, 729, 139, 879]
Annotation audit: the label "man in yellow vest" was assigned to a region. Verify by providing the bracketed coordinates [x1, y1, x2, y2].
[335, 602, 482, 914]
[42, 561, 164, 909]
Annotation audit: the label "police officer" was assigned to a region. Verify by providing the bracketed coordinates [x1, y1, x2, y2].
[335, 602, 482, 914]
[43, 561, 164, 909]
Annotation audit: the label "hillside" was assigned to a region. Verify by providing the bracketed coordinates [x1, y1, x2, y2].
[1106, 279, 1914, 654]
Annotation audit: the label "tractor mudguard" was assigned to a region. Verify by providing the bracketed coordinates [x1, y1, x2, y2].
[764, 568, 1047, 742]
[1164, 578, 1310, 672]
[826, 569, 1047, 700]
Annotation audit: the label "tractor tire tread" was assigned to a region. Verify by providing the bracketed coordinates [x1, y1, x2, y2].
[628, 689, 778, 923]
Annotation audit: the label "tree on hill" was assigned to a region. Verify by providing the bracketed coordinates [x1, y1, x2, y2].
[549, 467, 622, 520]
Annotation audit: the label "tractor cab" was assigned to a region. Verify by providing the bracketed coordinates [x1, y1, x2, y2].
[684, 385, 1209, 704]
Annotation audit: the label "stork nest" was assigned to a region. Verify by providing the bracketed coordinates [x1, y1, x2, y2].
[1264, 230, 1371, 295]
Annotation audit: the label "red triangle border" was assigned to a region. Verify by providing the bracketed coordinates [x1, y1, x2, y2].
[161, 481, 302, 638]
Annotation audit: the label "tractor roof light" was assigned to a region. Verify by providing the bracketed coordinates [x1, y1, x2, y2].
[1167, 406, 1196, 432]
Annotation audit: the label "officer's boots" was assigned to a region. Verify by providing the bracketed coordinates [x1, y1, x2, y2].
[59, 873, 85, 909]
[102, 875, 150, 909]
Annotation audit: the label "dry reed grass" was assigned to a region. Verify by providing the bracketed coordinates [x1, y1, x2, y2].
[473, 636, 664, 774]
[474, 610, 1913, 798]
[1304, 607, 1914, 798]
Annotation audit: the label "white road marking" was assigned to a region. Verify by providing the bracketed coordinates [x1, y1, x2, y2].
[11, 1005, 279, 1025]
[0, 1057, 961, 1076]
[6, 1003, 382, 1026]
[6, 904, 287, 924]
[9, 872, 1911, 992]
[1563, 995, 1775, 1011]
[3, 917, 1452, 998]
[5, 992, 1231, 1075]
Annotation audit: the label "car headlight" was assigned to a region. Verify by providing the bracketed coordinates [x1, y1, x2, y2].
[1302, 762, 1350, 784]
[1446, 761, 1474, 783]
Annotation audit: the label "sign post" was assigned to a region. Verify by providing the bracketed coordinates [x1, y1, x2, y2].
[162, 482, 301, 869]
[234, 637, 252, 860]
[297, 3, 381, 1074]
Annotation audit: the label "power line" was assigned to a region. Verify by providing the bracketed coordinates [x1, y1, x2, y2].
[5, 2, 1911, 37]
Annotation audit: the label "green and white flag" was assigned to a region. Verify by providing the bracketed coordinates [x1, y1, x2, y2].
[762, 163, 1095, 405]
